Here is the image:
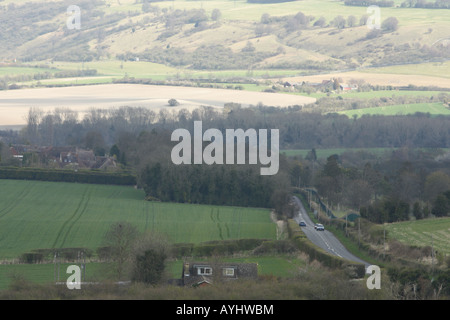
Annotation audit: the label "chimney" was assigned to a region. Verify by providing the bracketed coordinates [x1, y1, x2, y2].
[183, 262, 190, 277]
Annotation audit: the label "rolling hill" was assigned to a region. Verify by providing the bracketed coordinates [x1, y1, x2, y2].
[1, 0, 449, 89]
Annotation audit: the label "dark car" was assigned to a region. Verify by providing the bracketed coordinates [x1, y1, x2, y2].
[299, 221, 306, 227]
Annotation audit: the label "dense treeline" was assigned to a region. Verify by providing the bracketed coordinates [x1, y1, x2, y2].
[16, 102, 450, 150]
[140, 162, 291, 211]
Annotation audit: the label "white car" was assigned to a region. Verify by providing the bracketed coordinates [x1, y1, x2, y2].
[314, 223, 325, 231]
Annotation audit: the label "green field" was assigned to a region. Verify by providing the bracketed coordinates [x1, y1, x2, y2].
[363, 61, 450, 80]
[0, 254, 305, 290]
[386, 217, 450, 255]
[0, 179, 275, 260]
[338, 103, 450, 118]
[282, 147, 398, 159]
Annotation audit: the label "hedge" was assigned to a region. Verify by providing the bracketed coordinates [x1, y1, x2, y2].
[18, 247, 93, 263]
[172, 239, 267, 258]
[287, 219, 365, 278]
[0, 167, 136, 186]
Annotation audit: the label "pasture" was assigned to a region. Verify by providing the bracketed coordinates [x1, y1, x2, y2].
[0, 254, 306, 290]
[337, 103, 450, 118]
[385, 217, 450, 255]
[0, 179, 276, 260]
[282, 147, 397, 159]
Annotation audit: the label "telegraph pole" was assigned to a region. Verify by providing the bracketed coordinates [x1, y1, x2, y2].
[431, 235, 434, 274]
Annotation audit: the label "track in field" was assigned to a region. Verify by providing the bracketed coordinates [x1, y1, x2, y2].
[51, 186, 92, 249]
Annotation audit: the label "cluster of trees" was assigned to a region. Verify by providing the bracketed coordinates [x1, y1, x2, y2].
[140, 162, 292, 215]
[121, 44, 278, 70]
[401, 0, 450, 8]
[312, 151, 450, 223]
[344, 0, 394, 6]
[100, 221, 170, 283]
[247, 0, 297, 3]
[359, 168, 450, 223]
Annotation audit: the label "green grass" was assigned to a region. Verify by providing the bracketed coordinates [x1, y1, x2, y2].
[363, 61, 450, 80]
[385, 217, 450, 255]
[338, 103, 450, 118]
[0, 66, 57, 76]
[0, 254, 305, 290]
[281, 147, 396, 159]
[282, 147, 450, 159]
[0, 179, 275, 260]
[144, 0, 450, 24]
[331, 90, 446, 100]
[0, 262, 105, 290]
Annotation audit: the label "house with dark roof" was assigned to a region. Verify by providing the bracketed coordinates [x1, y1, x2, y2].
[181, 261, 258, 287]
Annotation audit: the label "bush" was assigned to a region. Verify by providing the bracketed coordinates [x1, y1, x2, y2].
[20, 252, 44, 264]
[252, 240, 297, 255]
[381, 17, 399, 32]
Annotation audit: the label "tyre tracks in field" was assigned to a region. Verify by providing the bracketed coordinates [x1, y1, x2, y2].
[52, 185, 92, 249]
[210, 208, 226, 240]
[0, 182, 34, 220]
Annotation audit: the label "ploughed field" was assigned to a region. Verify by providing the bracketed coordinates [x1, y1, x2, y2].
[0, 83, 316, 127]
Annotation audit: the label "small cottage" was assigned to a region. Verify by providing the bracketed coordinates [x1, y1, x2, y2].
[182, 261, 258, 287]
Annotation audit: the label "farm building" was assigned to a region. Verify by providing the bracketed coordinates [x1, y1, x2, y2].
[182, 261, 258, 287]
[339, 83, 358, 91]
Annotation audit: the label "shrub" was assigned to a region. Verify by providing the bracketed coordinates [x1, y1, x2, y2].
[381, 17, 399, 32]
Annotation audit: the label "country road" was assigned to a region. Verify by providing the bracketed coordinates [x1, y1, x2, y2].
[292, 196, 371, 271]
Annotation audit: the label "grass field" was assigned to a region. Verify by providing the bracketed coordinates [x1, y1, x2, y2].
[0, 254, 306, 290]
[282, 147, 450, 160]
[363, 61, 450, 80]
[282, 147, 398, 159]
[0, 179, 275, 260]
[338, 103, 450, 118]
[385, 217, 450, 255]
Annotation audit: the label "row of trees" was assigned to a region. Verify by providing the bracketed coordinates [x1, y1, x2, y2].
[15, 100, 450, 150]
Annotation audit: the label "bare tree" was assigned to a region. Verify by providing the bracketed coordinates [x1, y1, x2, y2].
[211, 8, 222, 21]
[103, 221, 139, 280]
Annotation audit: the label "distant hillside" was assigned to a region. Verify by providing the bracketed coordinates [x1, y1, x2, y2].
[1, 0, 449, 73]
